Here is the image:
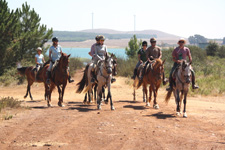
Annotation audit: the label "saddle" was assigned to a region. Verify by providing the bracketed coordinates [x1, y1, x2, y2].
[146, 60, 156, 74]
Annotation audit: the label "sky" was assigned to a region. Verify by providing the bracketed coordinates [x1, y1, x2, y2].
[7, 0, 225, 38]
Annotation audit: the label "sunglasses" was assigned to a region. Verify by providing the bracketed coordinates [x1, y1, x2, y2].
[143, 45, 147, 47]
[151, 41, 156, 43]
[179, 41, 184, 43]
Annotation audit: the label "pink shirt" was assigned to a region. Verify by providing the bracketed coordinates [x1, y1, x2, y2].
[172, 47, 191, 60]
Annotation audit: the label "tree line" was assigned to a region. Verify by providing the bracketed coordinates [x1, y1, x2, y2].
[0, 0, 53, 75]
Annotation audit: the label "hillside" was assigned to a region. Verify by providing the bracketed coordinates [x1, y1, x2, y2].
[53, 29, 181, 42]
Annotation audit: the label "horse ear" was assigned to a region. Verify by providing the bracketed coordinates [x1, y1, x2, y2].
[68, 54, 71, 58]
[111, 53, 114, 57]
[61, 53, 63, 56]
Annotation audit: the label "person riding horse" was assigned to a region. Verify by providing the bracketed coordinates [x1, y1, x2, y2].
[46, 37, 74, 84]
[131, 41, 148, 79]
[166, 38, 199, 91]
[34, 47, 45, 81]
[89, 35, 100, 59]
[91, 35, 116, 83]
[139, 38, 168, 85]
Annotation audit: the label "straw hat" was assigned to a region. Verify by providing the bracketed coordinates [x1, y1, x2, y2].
[178, 38, 186, 44]
[37, 47, 42, 51]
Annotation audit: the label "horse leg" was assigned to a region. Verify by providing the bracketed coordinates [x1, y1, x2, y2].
[45, 84, 51, 107]
[94, 84, 97, 103]
[107, 82, 114, 110]
[24, 84, 29, 99]
[183, 92, 188, 118]
[143, 87, 146, 102]
[153, 87, 159, 109]
[148, 85, 152, 107]
[142, 84, 149, 106]
[83, 93, 87, 104]
[28, 82, 34, 100]
[58, 85, 66, 107]
[97, 86, 102, 110]
[176, 89, 181, 116]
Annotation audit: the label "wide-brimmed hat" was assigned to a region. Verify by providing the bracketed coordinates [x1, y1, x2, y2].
[178, 38, 186, 44]
[37, 47, 42, 51]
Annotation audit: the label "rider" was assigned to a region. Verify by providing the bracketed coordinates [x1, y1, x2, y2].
[89, 35, 100, 59]
[46, 37, 74, 84]
[131, 41, 148, 79]
[139, 38, 168, 85]
[91, 35, 116, 83]
[34, 47, 45, 81]
[166, 38, 199, 91]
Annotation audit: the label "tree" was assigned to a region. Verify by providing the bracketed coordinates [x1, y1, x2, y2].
[17, 2, 53, 61]
[218, 46, 225, 58]
[223, 37, 225, 45]
[125, 35, 142, 58]
[188, 34, 208, 44]
[0, 0, 52, 75]
[0, 0, 20, 75]
[206, 41, 219, 56]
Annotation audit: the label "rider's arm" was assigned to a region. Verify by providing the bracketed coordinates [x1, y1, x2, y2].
[158, 48, 162, 59]
[42, 56, 45, 63]
[49, 48, 52, 61]
[35, 57, 38, 65]
[138, 54, 142, 62]
[88, 52, 92, 57]
[187, 48, 192, 63]
[60, 47, 62, 55]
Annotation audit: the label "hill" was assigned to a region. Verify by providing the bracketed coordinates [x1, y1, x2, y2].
[53, 29, 181, 42]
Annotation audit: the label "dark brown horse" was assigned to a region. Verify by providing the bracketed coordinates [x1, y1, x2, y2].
[135, 59, 165, 108]
[17, 61, 50, 100]
[46, 53, 71, 107]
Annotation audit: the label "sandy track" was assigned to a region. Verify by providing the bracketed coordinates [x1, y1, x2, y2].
[0, 71, 225, 150]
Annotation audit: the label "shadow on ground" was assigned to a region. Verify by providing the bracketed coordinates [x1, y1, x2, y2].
[123, 105, 147, 110]
[144, 112, 175, 119]
[117, 100, 143, 104]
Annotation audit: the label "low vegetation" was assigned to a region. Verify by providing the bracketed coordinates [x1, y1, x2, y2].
[0, 97, 22, 112]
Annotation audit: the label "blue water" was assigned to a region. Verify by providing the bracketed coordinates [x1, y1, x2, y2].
[46, 48, 127, 59]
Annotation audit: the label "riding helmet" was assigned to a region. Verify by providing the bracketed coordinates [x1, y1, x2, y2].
[98, 35, 105, 41]
[52, 37, 59, 42]
[142, 41, 148, 46]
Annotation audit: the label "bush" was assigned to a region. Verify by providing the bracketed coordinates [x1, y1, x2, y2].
[69, 57, 85, 76]
[0, 97, 21, 112]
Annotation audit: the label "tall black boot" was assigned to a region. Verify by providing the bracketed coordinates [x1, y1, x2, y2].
[191, 70, 199, 89]
[166, 76, 174, 91]
[91, 70, 96, 83]
[131, 68, 137, 79]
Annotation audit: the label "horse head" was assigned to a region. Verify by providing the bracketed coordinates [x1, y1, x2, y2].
[154, 59, 165, 78]
[181, 60, 191, 84]
[59, 53, 70, 68]
[104, 53, 113, 74]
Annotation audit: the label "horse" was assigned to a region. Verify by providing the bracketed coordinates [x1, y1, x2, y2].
[134, 59, 165, 108]
[46, 53, 71, 107]
[133, 63, 147, 102]
[17, 60, 50, 100]
[165, 60, 191, 118]
[76, 54, 117, 105]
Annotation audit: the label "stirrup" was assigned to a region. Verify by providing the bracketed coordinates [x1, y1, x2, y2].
[111, 78, 116, 83]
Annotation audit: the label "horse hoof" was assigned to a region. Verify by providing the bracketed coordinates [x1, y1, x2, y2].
[183, 113, 187, 118]
[146, 102, 150, 107]
[24, 96, 27, 99]
[104, 101, 108, 105]
[153, 104, 159, 109]
[143, 99, 146, 103]
[176, 112, 180, 116]
[47, 103, 52, 107]
[111, 106, 115, 110]
[97, 105, 101, 110]
[58, 102, 65, 107]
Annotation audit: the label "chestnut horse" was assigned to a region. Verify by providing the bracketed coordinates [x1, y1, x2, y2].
[46, 53, 71, 107]
[17, 61, 50, 100]
[134, 59, 165, 108]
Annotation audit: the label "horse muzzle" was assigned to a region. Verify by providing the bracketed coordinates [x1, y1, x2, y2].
[186, 79, 191, 84]
[107, 68, 112, 74]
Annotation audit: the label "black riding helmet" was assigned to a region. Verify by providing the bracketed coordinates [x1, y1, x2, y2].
[142, 41, 148, 46]
[52, 37, 59, 42]
[95, 35, 100, 41]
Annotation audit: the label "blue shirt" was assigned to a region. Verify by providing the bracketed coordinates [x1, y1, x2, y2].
[35, 54, 44, 64]
[49, 45, 62, 62]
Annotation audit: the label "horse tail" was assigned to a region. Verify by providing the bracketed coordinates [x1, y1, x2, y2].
[17, 67, 27, 76]
[165, 90, 173, 104]
[76, 64, 89, 93]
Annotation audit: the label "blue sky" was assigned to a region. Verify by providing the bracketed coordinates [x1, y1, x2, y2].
[7, 0, 225, 38]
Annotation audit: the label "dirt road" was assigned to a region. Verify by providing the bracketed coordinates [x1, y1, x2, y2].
[0, 71, 225, 150]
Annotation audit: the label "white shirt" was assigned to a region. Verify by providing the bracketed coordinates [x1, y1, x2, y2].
[35, 54, 44, 64]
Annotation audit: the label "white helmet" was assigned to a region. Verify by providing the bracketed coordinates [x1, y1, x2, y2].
[37, 47, 42, 51]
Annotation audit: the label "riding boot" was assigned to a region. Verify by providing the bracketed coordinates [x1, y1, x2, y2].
[91, 70, 96, 83]
[131, 68, 137, 80]
[68, 75, 74, 83]
[139, 66, 146, 81]
[191, 70, 199, 89]
[46, 71, 51, 84]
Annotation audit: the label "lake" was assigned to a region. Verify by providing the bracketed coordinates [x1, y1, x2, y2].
[46, 48, 127, 59]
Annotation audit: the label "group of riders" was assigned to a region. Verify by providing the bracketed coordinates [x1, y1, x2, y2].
[34, 35, 199, 91]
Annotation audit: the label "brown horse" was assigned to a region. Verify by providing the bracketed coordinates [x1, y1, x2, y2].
[134, 59, 165, 108]
[46, 53, 71, 107]
[17, 61, 50, 100]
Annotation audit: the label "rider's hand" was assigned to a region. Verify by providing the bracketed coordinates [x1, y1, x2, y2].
[177, 60, 182, 63]
[140, 60, 143, 63]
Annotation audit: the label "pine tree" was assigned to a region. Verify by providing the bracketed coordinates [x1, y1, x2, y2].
[125, 35, 142, 58]
[17, 2, 53, 61]
[0, 0, 20, 75]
